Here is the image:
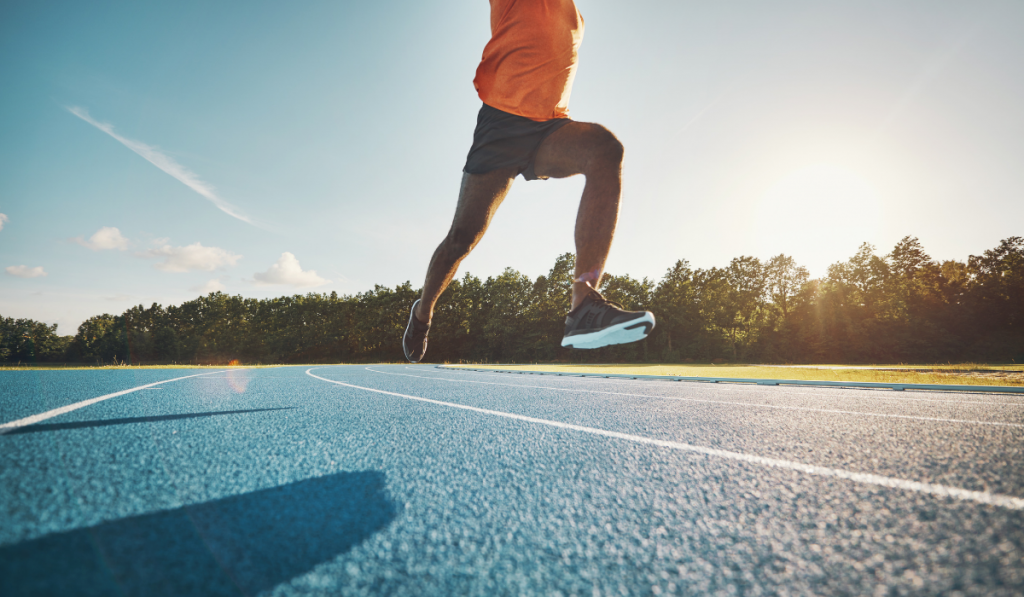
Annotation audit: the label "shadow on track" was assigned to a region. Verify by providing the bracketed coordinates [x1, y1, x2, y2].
[0, 471, 397, 596]
[4, 407, 297, 435]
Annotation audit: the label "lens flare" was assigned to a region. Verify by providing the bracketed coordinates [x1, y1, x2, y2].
[226, 362, 249, 393]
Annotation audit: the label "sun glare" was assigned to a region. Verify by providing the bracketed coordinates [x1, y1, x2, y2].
[226, 368, 249, 393]
[753, 164, 884, 275]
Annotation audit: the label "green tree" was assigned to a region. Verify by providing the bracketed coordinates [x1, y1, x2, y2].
[0, 317, 72, 362]
[650, 260, 697, 360]
[723, 256, 766, 360]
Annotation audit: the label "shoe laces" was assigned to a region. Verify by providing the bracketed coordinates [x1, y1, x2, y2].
[589, 290, 624, 311]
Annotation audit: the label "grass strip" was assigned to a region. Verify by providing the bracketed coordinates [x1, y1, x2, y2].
[449, 364, 1024, 387]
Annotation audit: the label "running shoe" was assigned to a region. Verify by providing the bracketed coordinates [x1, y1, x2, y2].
[403, 299, 430, 362]
[561, 290, 655, 349]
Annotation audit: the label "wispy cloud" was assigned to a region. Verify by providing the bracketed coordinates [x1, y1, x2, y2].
[140, 242, 242, 273]
[253, 252, 328, 288]
[66, 106, 256, 226]
[74, 226, 129, 250]
[6, 265, 47, 278]
[0, 213, 8, 231]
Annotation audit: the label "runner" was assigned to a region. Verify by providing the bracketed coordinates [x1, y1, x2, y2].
[404, 0, 655, 363]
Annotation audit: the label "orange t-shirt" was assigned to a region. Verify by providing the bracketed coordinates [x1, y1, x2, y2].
[473, 0, 584, 122]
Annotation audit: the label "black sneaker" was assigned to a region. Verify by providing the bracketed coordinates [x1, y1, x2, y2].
[403, 299, 430, 362]
[561, 290, 655, 349]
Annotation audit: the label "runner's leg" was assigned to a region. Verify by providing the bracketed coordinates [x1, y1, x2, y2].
[532, 122, 624, 310]
[416, 167, 518, 322]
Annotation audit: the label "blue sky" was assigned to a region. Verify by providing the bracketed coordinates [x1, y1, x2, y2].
[2, 0, 1022, 334]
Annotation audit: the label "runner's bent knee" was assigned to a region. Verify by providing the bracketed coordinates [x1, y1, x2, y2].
[585, 125, 624, 172]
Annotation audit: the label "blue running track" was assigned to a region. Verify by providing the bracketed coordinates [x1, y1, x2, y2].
[2, 365, 1023, 596]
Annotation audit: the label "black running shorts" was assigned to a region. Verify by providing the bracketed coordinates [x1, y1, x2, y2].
[463, 103, 572, 180]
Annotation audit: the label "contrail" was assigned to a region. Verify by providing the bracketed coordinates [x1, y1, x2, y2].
[678, 96, 719, 135]
[67, 106, 255, 226]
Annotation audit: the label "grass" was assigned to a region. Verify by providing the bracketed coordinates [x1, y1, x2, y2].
[448, 363, 1024, 387]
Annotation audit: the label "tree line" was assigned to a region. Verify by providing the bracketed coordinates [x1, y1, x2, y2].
[2, 236, 1022, 365]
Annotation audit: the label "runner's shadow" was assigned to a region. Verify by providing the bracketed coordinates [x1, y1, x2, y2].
[0, 471, 396, 596]
[5, 407, 297, 435]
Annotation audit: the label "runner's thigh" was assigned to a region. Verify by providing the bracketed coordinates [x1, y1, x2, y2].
[532, 122, 622, 180]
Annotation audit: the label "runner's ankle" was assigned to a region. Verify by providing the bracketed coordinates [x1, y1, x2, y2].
[414, 303, 431, 323]
[570, 281, 595, 310]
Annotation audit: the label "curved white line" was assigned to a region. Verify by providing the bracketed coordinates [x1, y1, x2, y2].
[376, 368, 1023, 429]
[305, 368, 1024, 511]
[426, 366, 1024, 407]
[0, 370, 231, 434]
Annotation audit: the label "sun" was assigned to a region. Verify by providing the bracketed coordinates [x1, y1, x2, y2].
[753, 164, 884, 274]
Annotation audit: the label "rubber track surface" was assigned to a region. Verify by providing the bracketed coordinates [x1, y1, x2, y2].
[2, 365, 1022, 596]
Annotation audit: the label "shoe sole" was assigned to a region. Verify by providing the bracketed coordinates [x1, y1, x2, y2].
[561, 313, 655, 349]
[403, 299, 423, 363]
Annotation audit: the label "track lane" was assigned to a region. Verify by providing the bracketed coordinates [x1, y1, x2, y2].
[3, 365, 1023, 596]
[309, 368, 1024, 510]
[414, 365, 1024, 407]
[352, 366, 1024, 498]
[381, 367, 1024, 426]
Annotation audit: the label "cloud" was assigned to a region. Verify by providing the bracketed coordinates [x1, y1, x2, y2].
[74, 226, 129, 250]
[6, 265, 47, 278]
[253, 252, 328, 288]
[190, 278, 227, 294]
[140, 242, 242, 273]
[66, 106, 256, 226]
[0, 213, 8, 231]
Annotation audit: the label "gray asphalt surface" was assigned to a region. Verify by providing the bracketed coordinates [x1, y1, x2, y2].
[2, 365, 1023, 596]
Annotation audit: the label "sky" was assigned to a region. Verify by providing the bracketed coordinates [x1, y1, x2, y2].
[1, 0, 1022, 335]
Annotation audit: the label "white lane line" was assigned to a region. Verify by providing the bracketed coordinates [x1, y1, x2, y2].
[378, 368, 1024, 429]
[415, 366, 1024, 410]
[306, 368, 1024, 511]
[423, 367, 1024, 407]
[0, 370, 229, 435]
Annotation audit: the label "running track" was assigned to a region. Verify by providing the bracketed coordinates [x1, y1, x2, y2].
[2, 365, 1022, 596]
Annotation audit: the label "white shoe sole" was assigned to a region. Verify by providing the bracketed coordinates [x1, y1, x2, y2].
[403, 299, 423, 363]
[561, 313, 655, 349]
